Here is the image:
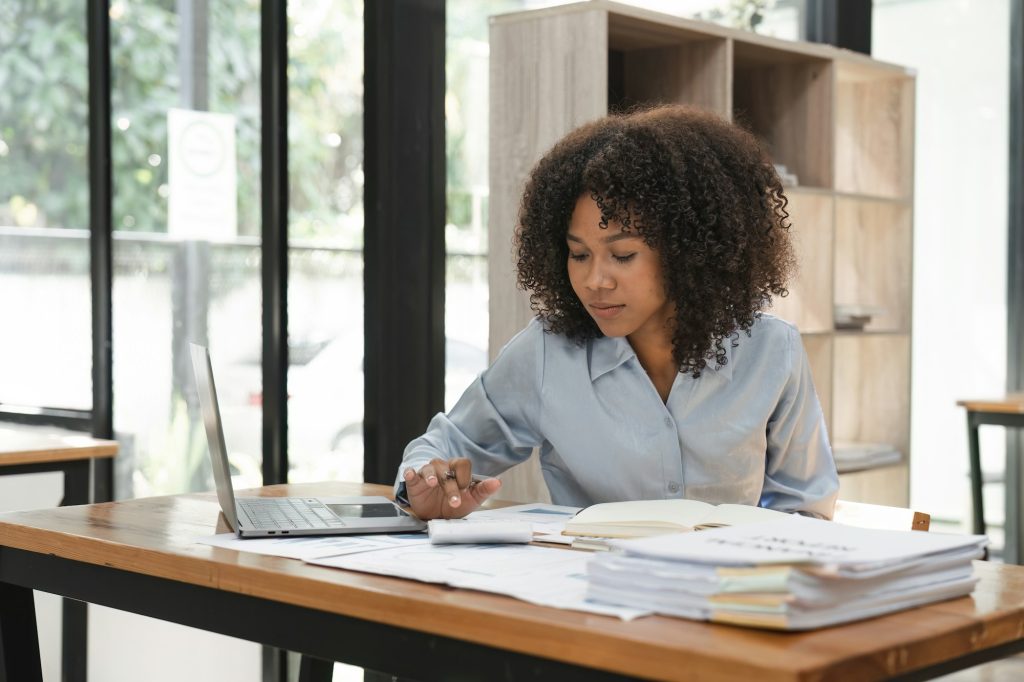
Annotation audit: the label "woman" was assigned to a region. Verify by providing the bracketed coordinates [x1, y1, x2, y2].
[396, 105, 838, 521]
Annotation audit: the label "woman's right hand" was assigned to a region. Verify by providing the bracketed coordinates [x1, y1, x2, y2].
[402, 457, 502, 520]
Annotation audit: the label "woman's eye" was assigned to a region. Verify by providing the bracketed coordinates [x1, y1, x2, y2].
[613, 253, 637, 264]
[568, 253, 588, 262]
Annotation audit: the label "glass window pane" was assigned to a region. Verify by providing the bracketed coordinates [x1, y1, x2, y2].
[111, 1, 263, 498]
[616, 0, 800, 39]
[0, 2, 91, 410]
[286, 1, 365, 484]
[445, 255, 488, 410]
[445, 1, 520, 405]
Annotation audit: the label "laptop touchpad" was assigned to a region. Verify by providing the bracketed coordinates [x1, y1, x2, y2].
[326, 503, 408, 519]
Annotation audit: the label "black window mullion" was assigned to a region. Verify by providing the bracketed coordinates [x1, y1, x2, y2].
[87, 0, 114, 503]
[1008, 0, 1023, 513]
[804, 0, 872, 55]
[260, 0, 289, 489]
[1011, 0, 1024, 394]
[363, 0, 446, 485]
[260, 2, 290, 681]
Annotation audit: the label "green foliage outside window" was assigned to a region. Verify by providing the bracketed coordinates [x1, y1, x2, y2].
[1, 0, 365, 245]
[0, 0, 90, 229]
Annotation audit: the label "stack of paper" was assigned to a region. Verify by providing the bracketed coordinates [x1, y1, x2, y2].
[586, 517, 987, 630]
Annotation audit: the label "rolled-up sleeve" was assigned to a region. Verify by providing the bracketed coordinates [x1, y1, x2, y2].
[760, 326, 839, 519]
[394, 320, 547, 495]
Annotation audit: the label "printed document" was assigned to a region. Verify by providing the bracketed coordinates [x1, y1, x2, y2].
[196, 532, 430, 561]
[310, 543, 648, 620]
[469, 503, 581, 544]
[611, 516, 987, 576]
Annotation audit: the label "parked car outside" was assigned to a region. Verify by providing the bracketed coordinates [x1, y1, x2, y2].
[217, 331, 487, 486]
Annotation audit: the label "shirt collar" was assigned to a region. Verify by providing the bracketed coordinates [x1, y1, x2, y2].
[588, 335, 635, 382]
[587, 335, 735, 382]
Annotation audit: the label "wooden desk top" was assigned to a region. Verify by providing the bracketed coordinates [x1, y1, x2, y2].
[0, 426, 118, 467]
[957, 393, 1024, 415]
[0, 482, 1017, 681]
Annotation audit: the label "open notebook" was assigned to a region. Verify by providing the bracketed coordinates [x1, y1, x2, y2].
[562, 499, 792, 539]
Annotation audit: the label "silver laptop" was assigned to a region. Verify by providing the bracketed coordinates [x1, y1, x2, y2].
[190, 343, 426, 538]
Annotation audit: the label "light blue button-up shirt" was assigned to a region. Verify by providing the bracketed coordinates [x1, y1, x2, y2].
[397, 314, 838, 518]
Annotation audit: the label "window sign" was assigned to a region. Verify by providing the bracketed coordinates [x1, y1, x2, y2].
[167, 108, 237, 239]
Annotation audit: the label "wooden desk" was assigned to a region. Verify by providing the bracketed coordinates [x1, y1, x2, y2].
[0, 426, 118, 682]
[958, 395, 1024, 562]
[1, 482, 1023, 682]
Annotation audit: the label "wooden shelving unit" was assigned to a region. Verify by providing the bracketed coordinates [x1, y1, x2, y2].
[489, 0, 916, 506]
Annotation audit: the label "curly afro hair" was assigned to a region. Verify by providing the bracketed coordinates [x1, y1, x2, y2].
[514, 104, 795, 378]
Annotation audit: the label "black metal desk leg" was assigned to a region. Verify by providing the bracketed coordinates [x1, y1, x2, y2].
[1007, 431, 1023, 565]
[61, 461, 90, 682]
[968, 413, 986, 535]
[298, 655, 334, 682]
[61, 598, 86, 682]
[0, 581, 43, 682]
[92, 457, 114, 504]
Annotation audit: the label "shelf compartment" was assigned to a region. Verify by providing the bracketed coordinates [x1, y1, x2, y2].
[608, 14, 730, 115]
[732, 42, 833, 189]
[834, 196, 912, 333]
[772, 191, 834, 333]
[839, 465, 909, 507]
[831, 333, 910, 454]
[835, 62, 915, 199]
[832, 332, 910, 507]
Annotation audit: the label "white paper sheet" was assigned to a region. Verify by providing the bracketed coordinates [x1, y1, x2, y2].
[468, 503, 580, 537]
[195, 532, 430, 561]
[310, 543, 648, 620]
[611, 516, 988, 575]
[428, 519, 533, 544]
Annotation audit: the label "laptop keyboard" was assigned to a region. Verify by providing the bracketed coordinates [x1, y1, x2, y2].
[238, 497, 343, 530]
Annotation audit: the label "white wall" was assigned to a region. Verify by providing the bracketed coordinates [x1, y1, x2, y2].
[874, 0, 1010, 526]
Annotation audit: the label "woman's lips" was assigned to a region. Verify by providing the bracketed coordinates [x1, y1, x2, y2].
[589, 304, 625, 320]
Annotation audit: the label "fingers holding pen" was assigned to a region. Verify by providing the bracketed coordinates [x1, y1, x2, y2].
[404, 458, 467, 500]
[466, 475, 501, 506]
[433, 457, 471, 510]
[402, 458, 482, 519]
[402, 462, 436, 496]
[448, 458, 475, 507]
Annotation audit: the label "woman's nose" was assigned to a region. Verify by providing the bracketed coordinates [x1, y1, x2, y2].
[585, 261, 614, 290]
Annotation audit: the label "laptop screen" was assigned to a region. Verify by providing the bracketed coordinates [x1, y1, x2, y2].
[189, 343, 241, 532]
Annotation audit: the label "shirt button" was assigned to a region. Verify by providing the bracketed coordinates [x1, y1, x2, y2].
[668, 482, 680, 493]
[663, 417, 672, 427]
